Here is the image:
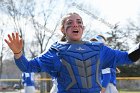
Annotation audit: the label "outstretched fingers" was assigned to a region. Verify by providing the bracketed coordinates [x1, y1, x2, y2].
[15, 32, 20, 41]
[5, 32, 23, 50]
[12, 33, 16, 41]
[4, 33, 13, 46]
[4, 38, 10, 46]
[6, 32, 20, 43]
[8, 34, 13, 42]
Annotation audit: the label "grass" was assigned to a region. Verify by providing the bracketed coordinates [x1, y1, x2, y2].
[119, 90, 140, 93]
[120, 91, 140, 93]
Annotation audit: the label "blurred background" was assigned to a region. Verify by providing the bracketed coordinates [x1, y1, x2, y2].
[0, 0, 140, 93]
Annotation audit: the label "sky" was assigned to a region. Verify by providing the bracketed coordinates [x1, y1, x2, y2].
[95, 0, 140, 24]
[1, 0, 140, 51]
[51, 0, 140, 39]
[77, 0, 140, 28]
[2, 0, 140, 35]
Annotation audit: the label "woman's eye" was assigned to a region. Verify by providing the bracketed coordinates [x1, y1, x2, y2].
[77, 21, 82, 24]
[67, 21, 72, 25]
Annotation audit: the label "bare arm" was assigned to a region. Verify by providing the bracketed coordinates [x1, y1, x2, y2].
[5, 32, 23, 59]
[101, 88, 106, 93]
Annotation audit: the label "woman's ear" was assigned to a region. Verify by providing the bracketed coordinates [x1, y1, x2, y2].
[61, 30, 64, 34]
[61, 28, 66, 36]
[61, 28, 64, 34]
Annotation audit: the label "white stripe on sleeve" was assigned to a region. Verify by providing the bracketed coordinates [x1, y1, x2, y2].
[102, 68, 111, 74]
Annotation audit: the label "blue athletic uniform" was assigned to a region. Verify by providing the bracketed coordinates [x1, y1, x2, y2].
[22, 73, 35, 86]
[101, 68, 111, 88]
[15, 41, 133, 93]
[101, 68, 117, 87]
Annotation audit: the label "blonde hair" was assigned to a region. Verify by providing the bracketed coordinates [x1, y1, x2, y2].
[60, 35, 66, 41]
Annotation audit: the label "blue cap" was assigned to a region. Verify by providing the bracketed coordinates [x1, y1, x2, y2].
[95, 35, 106, 44]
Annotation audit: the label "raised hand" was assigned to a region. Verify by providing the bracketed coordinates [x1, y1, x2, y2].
[5, 32, 23, 58]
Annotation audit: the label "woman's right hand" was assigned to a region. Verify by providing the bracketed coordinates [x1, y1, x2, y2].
[5, 32, 23, 58]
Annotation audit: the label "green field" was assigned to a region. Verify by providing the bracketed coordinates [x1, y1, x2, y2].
[0, 90, 140, 93]
[120, 92, 140, 93]
[119, 90, 140, 93]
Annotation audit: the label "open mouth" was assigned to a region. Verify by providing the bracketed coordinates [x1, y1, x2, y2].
[73, 30, 79, 33]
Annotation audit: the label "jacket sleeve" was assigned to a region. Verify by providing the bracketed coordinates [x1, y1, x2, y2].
[101, 68, 111, 88]
[100, 45, 133, 68]
[15, 48, 61, 75]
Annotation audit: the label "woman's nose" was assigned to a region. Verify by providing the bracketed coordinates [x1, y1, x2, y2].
[73, 21, 78, 27]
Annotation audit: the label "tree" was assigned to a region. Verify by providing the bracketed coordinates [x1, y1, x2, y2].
[116, 18, 140, 77]
[0, 0, 35, 89]
[28, 0, 67, 92]
[0, 29, 4, 79]
[106, 23, 132, 50]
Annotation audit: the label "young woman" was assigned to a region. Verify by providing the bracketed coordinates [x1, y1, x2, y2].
[5, 12, 140, 93]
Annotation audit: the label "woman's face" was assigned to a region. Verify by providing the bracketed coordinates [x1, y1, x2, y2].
[63, 14, 84, 41]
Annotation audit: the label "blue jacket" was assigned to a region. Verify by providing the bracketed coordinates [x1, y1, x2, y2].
[15, 41, 132, 93]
